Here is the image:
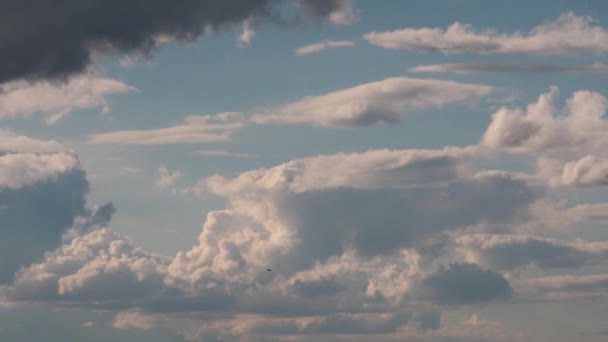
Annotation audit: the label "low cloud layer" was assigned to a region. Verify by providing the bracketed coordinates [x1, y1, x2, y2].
[458, 234, 608, 271]
[365, 13, 608, 55]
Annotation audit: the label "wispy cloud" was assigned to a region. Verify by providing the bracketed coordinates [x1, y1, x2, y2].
[409, 62, 608, 74]
[194, 149, 256, 159]
[366, 12, 608, 55]
[295, 40, 355, 55]
[89, 112, 244, 145]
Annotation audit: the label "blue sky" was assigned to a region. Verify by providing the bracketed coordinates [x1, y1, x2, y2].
[1, 1, 608, 341]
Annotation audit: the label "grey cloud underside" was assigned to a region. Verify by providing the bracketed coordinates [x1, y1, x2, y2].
[420, 263, 513, 305]
[0, 0, 348, 83]
[0, 168, 88, 283]
[0, 153, 114, 284]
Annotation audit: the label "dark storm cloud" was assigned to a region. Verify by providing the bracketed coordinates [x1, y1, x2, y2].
[0, 0, 350, 83]
[421, 263, 513, 305]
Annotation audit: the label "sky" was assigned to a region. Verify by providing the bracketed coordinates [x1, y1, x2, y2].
[1, 0, 608, 341]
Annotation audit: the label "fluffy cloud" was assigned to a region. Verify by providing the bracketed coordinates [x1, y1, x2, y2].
[409, 62, 608, 74]
[252, 77, 493, 127]
[0, 152, 109, 283]
[295, 40, 355, 55]
[481, 86, 608, 188]
[365, 13, 608, 55]
[5, 228, 168, 302]
[0, 0, 355, 83]
[89, 112, 244, 145]
[0, 75, 134, 123]
[457, 234, 608, 271]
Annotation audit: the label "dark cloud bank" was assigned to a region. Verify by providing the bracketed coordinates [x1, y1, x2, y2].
[0, 0, 350, 83]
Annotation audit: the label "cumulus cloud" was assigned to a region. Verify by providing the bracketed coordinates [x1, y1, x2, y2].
[419, 263, 513, 305]
[5, 228, 168, 302]
[365, 12, 608, 55]
[89, 112, 244, 145]
[481, 86, 608, 187]
[409, 62, 608, 74]
[0, 146, 555, 340]
[0, 75, 135, 123]
[458, 234, 608, 271]
[295, 40, 355, 55]
[0, 152, 106, 283]
[252, 77, 493, 127]
[0, 0, 355, 83]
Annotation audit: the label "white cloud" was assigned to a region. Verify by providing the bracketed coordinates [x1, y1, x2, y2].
[252, 77, 493, 127]
[0, 130, 66, 153]
[409, 62, 608, 74]
[365, 13, 608, 55]
[6, 228, 168, 302]
[295, 40, 355, 55]
[481, 87, 608, 187]
[237, 18, 256, 47]
[194, 149, 256, 159]
[0, 75, 135, 124]
[0, 153, 79, 189]
[155, 166, 182, 189]
[89, 112, 243, 145]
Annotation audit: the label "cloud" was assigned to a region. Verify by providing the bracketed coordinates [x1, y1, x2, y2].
[365, 12, 608, 55]
[409, 62, 608, 74]
[0, 75, 135, 123]
[0, 152, 80, 189]
[155, 166, 182, 189]
[457, 234, 608, 271]
[0, 152, 107, 283]
[481, 86, 608, 187]
[420, 263, 513, 305]
[295, 40, 355, 55]
[194, 149, 256, 158]
[252, 77, 493, 127]
[0, 0, 355, 83]
[519, 274, 608, 300]
[89, 112, 244, 145]
[5, 228, 168, 302]
[0, 130, 66, 153]
[237, 18, 256, 47]
[0, 146, 552, 341]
